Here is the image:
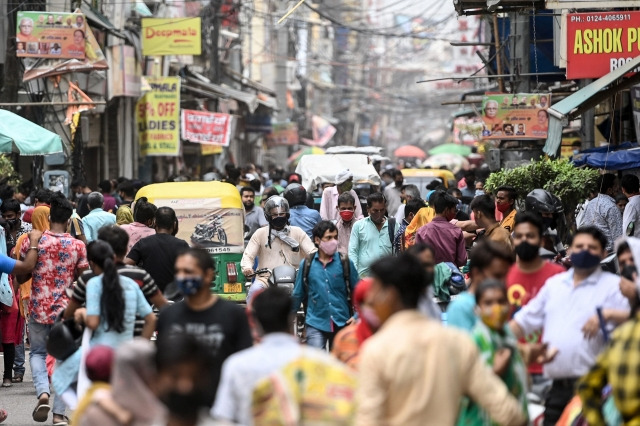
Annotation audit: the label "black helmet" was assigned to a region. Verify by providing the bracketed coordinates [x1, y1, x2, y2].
[283, 183, 307, 207]
[525, 189, 563, 215]
[47, 317, 84, 360]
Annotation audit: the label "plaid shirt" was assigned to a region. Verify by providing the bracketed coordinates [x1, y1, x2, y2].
[578, 315, 640, 425]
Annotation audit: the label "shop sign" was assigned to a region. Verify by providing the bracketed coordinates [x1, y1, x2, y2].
[181, 110, 232, 146]
[141, 18, 201, 56]
[266, 122, 299, 147]
[481, 93, 551, 140]
[567, 11, 640, 79]
[16, 11, 86, 59]
[137, 77, 181, 157]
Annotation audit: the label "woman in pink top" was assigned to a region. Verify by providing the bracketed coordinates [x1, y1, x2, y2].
[120, 198, 157, 254]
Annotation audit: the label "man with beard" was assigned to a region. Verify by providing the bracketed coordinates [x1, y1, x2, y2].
[240, 187, 267, 239]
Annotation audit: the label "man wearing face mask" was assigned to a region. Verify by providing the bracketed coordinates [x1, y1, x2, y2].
[525, 189, 566, 258]
[506, 213, 564, 389]
[292, 221, 359, 349]
[581, 173, 623, 253]
[383, 169, 404, 218]
[156, 248, 252, 407]
[510, 226, 630, 426]
[470, 194, 512, 250]
[415, 191, 467, 267]
[348, 193, 394, 277]
[495, 186, 518, 233]
[1, 198, 32, 252]
[336, 192, 359, 254]
[356, 253, 527, 426]
[319, 170, 364, 222]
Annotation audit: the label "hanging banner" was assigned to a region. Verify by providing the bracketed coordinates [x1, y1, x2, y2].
[16, 11, 86, 59]
[266, 122, 299, 147]
[181, 110, 232, 146]
[480, 93, 551, 140]
[567, 11, 640, 79]
[302, 115, 336, 147]
[141, 17, 201, 56]
[137, 77, 181, 157]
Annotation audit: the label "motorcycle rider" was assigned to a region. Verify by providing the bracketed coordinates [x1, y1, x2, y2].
[241, 196, 316, 303]
[525, 189, 566, 260]
[284, 183, 321, 239]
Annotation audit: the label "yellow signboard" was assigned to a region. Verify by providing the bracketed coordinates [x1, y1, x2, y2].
[136, 76, 181, 157]
[201, 144, 223, 156]
[141, 17, 202, 56]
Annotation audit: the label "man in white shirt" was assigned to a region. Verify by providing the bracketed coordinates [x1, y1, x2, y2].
[622, 174, 640, 237]
[319, 170, 363, 221]
[383, 169, 404, 217]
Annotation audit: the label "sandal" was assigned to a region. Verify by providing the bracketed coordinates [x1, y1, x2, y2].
[11, 374, 23, 383]
[32, 401, 50, 422]
[1, 379, 11, 388]
[0, 409, 7, 423]
[52, 414, 69, 426]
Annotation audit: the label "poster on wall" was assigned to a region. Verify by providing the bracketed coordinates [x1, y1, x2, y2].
[181, 110, 232, 146]
[136, 76, 181, 156]
[16, 11, 86, 59]
[266, 122, 299, 147]
[566, 11, 640, 79]
[480, 93, 551, 140]
[141, 17, 201, 56]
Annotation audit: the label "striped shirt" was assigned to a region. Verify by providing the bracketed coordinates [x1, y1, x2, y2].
[72, 264, 160, 335]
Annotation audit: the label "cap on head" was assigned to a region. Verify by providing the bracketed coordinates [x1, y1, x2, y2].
[335, 169, 354, 185]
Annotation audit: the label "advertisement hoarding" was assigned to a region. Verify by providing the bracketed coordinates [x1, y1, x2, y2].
[16, 11, 85, 59]
[266, 122, 299, 147]
[141, 18, 201, 56]
[567, 11, 640, 79]
[481, 93, 551, 140]
[181, 110, 232, 146]
[136, 77, 181, 157]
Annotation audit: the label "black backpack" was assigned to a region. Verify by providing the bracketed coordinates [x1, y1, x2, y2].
[302, 253, 353, 316]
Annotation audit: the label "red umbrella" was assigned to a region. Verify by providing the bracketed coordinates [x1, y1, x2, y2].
[394, 145, 426, 159]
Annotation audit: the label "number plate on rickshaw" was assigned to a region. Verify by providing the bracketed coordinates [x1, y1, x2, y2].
[224, 283, 242, 293]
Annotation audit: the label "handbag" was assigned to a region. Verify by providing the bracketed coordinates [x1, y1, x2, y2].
[47, 315, 85, 361]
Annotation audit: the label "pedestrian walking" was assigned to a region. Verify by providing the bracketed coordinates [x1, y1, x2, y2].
[581, 174, 624, 252]
[240, 186, 267, 240]
[383, 169, 404, 217]
[495, 186, 518, 233]
[336, 192, 358, 255]
[82, 192, 116, 242]
[471, 194, 513, 249]
[319, 170, 363, 221]
[119, 197, 156, 255]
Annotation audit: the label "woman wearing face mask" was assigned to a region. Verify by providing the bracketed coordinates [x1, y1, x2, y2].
[457, 279, 529, 426]
[51, 241, 156, 408]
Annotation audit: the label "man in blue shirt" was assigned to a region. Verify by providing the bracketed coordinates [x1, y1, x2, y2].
[82, 192, 116, 242]
[284, 184, 321, 239]
[292, 220, 359, 350]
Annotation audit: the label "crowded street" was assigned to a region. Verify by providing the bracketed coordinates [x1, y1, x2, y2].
[4, 0, 640, 425]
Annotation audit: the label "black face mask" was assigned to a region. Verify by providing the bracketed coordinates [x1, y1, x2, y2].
[160, 390, 208, 421]
[271, 216, 288, 229]
[515, 241, 539, 261]
[6, 218, 20, 230]
[542, 217, 555, 229]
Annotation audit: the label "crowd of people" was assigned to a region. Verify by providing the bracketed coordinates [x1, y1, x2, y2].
[0, 164, 637, 425]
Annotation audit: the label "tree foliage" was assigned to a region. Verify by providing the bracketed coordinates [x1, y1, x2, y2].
[484, 158, 599, 216]
[0, 155, 21, 188]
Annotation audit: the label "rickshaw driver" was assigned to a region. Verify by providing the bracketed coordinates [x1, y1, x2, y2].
[241, 196, 316, 303]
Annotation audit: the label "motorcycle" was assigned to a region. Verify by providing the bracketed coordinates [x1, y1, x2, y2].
[247, 265, 305, 340]
[191, 214, 227, 246]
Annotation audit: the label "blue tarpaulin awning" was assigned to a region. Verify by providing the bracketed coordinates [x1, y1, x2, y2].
[572, 144, 640, 170]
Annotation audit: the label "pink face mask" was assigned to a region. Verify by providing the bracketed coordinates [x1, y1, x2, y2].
[319, 239, 339, 256]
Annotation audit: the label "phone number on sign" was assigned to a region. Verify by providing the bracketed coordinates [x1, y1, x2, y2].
[585, 14, 632, 22]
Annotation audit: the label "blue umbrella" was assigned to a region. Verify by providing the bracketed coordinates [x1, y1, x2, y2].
[0, 110, 63, 155]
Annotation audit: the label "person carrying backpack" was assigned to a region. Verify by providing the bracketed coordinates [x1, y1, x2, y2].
[292, 221, 359, 350]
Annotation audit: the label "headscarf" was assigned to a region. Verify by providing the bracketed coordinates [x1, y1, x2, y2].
[335, 169, 353, 185]
[354, 278, 373, 344]
[116, 206, 134, 226]
[32, 206, 51, 231]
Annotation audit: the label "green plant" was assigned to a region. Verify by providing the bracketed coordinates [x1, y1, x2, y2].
[484, 157, 599, 218]
[0, 155, 21, 188]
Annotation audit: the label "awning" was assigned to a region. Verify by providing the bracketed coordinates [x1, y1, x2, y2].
[184, 76, 262, 113]
[572, 147, 640, 170]
[0, 110, 63, 155]
[543, 55, 640, 156]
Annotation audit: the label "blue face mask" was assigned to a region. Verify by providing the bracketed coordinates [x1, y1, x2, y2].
[475, 189, 485, 197]
[570, 250, 601, 270]
[176, 276, 203, 296]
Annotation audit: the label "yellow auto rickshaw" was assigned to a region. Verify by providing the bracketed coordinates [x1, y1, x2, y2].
[135, 181, 247, 302]
[401, 168, 456, 199]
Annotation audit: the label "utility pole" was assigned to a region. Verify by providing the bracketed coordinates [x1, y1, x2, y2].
[273, 0, 289, 163]
[510, 11, 530, 93]
[210, 0, 222, 84]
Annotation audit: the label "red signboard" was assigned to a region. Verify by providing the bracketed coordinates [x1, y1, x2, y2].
[181, 110, 232, 147]
[567, 11, 640, 79]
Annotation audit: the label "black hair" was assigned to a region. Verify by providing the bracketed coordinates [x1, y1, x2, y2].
[391, 169, 403, 179]
[239, 186, 255, 197]
[155, 206, 177, 231]
[34, 188, 52, 204]
[87, 241, 125, 333]
[597, 174, 616, 194]
[366, 192, 385, 207]
[616, 194, 629, 204]
[99, 180, 112, 194]
[469, 240, 515, 275]
[496, 186, 517, 202]
[117, 181, 135, 198]
[71, 179, 86, 189]
[621, 175, 640, 194]
[406, 243, 435, 258]
[426, 180, 442, 191]
[617, 241, 631, 258]
[262, 186, 279, 199]
[249, 179, 261, 192]
[0, 198, 21, 214]
[475, 279, 507, 305]
[464, 171, 475, 187]
[155, 333, 213, 372]
[431, 190, 458, 214]
[470, 194, 496, 219]
[571, 226, 608, 251]
[514, 212, 544, 238]
[312, 220, 338, 243]
[447, 187, 462, 198]
[97, 225, 129, 258]
[49, 192, 73, 224]
[252, 287, 292, 334]
[405, 199, 423, 218]
[337, 191, 356, 206]
[133, 197, 157, 224]
[177, 248, 215, 274]
[370, 253, 427, 309]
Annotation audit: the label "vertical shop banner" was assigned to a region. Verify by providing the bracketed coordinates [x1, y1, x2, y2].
[181, 110, 232, 146]
[137, 77, 180, 157]
[16, 11, 86, 59]
[567, 11, 640, 79]
[480, 93, 551, 140]
[141, 18, 201, 56]
[109, 45, 142, 98]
